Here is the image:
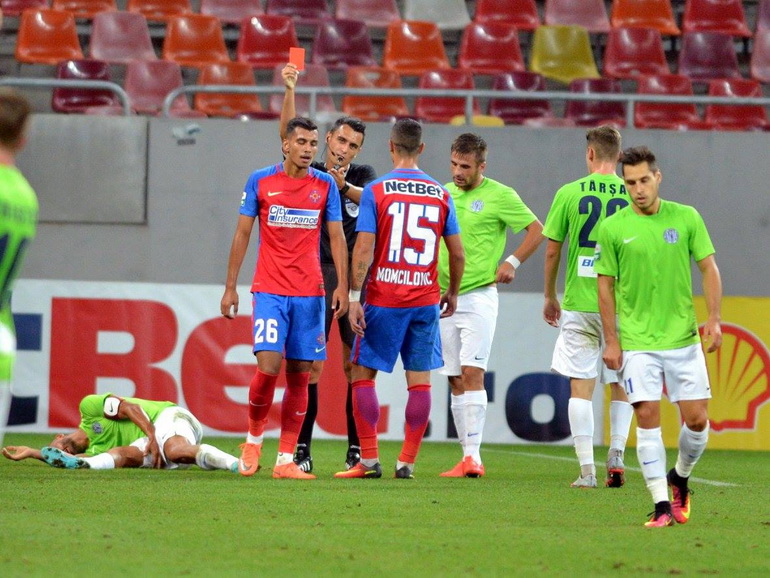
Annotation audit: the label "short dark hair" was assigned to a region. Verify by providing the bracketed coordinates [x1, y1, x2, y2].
[285, 116, 318, 138]
[620, 146, 658, 173]
[330, 116, 367, 143]
[586, 125, 621, 161]
[390, 117, 422, 155]
[450, 133, 487, 164]
[0, 88, 31, 151]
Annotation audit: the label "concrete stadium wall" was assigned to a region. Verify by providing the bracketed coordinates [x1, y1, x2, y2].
[17, 115, 770, 295]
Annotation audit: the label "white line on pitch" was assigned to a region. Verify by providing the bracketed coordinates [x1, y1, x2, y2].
[484, 448, 738, 487]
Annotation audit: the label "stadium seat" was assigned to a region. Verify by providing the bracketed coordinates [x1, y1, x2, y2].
[705, 78, 769, 131]
[51, 0, 115, 19]
[265, 0, 331, 27]
[194, 61, 271, 117]
[127, 0, 191, 23]
[162, 13, 231, 69]
[236, 14, 299, 70]
[610, 0, 681, 36]
[382, 20, 451, 75]
[89, 11, 157, 64]
[634, 74, 714, 129]
[473, 0, 540, 32]
[677, 31, 742, 82]
[334, 0, 400, 30]
[758, 0, 770, 33]
[15, 8, 84, 65]
[310, 18, 377, 70]
[565, 78, 627, 127]
[414, 69, 479, 123]
[402, 0, 471, 31]
[124, 59, 205, 116]
[457, 21, 525, 75]
[199, 0, 263, 26]
[529, 25, 600, 85]
[603, 27, 670, 80]
[268, 63, 337, 116]
[682, 0, 752, 38]
[750, 27, 770, 82]
[449, 114, 505, 127]
[544, 0, 611, 34]
[0, 0, 49, 18]
[342, 66, 410, 121]
[51, 58, 120, 113]
[522, 116, 577, 128]
[487, 71, 553, 125]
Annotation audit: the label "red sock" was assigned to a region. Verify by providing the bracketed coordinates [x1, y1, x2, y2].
[398, 384, 431, 463]
[278, 371, 310, 454]
[248, 370, 278, 437]
[352, 379, 379, 460]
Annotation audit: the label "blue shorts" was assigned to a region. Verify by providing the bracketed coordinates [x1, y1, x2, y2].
[351, 303, 443, 373]
[251, 292, 326, 361]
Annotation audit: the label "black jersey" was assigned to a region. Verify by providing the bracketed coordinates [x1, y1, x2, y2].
[311, 161, 377, 263]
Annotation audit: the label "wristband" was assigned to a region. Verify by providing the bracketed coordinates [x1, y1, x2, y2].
[505, 255, 521, 269]
[349, 289, 361, 302]
[340, 183, 350, 195]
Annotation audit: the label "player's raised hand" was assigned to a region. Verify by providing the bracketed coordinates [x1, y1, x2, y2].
[220, 289, 239, 319]
[543, 297, 561, 327]
[349, 302, 365, 336]
[282, 63, 298, 89]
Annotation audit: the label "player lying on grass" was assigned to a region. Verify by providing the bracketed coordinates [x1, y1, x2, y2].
[2, 393, 237, 472]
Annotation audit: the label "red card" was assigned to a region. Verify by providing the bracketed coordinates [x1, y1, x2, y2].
[289, 47, 305, 71]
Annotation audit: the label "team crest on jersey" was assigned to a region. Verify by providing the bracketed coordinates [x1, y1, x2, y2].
[309, 190, 321, 203]
[471, 200, 484, 213]
[663, 228, 679, 244]
[92, 423, 103, 434]
[268, 205, 320, 228]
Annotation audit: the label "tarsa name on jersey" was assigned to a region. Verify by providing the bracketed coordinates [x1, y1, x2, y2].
[267, 205, 320, 229]
[383, 179, 445, 199]
[375, 266, 432, 286]
[579, 181, 627, 196]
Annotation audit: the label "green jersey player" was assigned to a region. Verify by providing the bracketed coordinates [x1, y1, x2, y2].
[595, 146, 722, 528]
[437, 133, 543, 478]
[542, 126, 634, 489]
[3, 393, 239, 472]
[0, 89, 38, 450]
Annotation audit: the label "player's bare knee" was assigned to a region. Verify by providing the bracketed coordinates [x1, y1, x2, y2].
[163, 436, 196, 463]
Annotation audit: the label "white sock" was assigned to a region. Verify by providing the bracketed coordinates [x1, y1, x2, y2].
[246, 434, 263, 445]
[450, 393, 466, 451]
[275, 452, 293, 466]
[463, 390, 487, 462]
[82, 453, 116, 470]
[569, 398, 595, 476]
[609, 400, 633, 453]
[637, 427, 667, 502]
[196, 444, 237, 471]
[675, 423, 709, 478]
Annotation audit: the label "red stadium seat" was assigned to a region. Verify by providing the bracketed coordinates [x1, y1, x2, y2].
[89, 11, 157, 64]
[127, 0, 191, 23]
[603, 27, 670, 80]
[236, 14, 299, 70]
[52, 58, 120, 113]
[705, 78, 769, 131]
[334, 0, 400, 30]
[487, 71, 553, 125]
[162, 13, 231, 69]
[268, 62, 337, 116]
[634, 74, 714, 130]
[125, 59, 204, 116]
[265, 0, 330, 27]
[565, 78, 627, 127]
[473, 0, 540, 32]
[195, 61, 269, 117]
[51, 0, 116, 19]
[15, 8, 84, 65]
[544, 0, 610, 34]
[682, 0, 752, 38]
[382, 20, 451, 75]
[414, 69, 479, 123]
[342, 66, 410, 121]
[677, 31, 742, 82]
[457, 21, 525, 75]
[310, 18, 377, 70]
[199, 0, 263, 25]
[750, 27, 770, 83]
[0, 0, 49, 18]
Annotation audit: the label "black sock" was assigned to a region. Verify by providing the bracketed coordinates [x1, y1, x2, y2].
[297, 382, 318, 453]
[655, 501, 672, 515]
[668, 467, 689, 489]
[345, 381, 360, 447]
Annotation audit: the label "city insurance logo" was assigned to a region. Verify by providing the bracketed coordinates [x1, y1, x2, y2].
[702, 322, 770, 432]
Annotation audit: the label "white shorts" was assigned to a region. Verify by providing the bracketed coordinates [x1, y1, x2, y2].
[620, 344, 712, 405]
[130, 406, 203, 469]
[439, 286, 498, 376]
[551, 310, 618, 384]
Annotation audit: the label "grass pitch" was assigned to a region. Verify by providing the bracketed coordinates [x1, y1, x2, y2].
[1, 434, 768, 577]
